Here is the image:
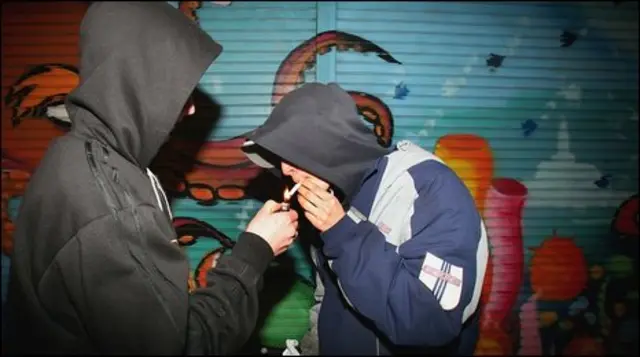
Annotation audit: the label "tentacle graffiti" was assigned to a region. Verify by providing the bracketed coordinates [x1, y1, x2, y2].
[272, 30, 400, 148]
[173, 217, 236, 290]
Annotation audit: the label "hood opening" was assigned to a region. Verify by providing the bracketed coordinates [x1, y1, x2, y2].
[242, 140, 347, 203]
[66, 2, 222, 169]
[242, 83, 390, 203]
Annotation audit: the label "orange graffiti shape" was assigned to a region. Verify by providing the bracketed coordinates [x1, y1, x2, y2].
[272, 30, 400, 148]
[530, 230, 588, 301]
[2, 63, 80, 255]
[3, 63, 78, 170]
[193, 247, 225, 289]
[434, 134, 494, 215]
[173, 217, 235, 291]
[152, 137, 262, 205]
[474, 327, 512, 356]
[178, 1, 203, 23]
[349, 91, 394, 148]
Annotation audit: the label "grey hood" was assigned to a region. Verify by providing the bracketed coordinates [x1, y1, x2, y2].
[66, 1, 222, 169]
[242, 83, 390, 202]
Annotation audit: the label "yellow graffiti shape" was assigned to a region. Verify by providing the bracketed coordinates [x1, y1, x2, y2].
[538, 311, 559, 327]
[559, 320, 574, 331]
[434, 134, 494, 215]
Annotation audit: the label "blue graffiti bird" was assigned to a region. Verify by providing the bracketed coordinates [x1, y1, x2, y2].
[521, 119, 538, 137]
[560, 30, 578, 47]
[393, 82, 410, 100]
[594, 174, 612, 189]
[486, 53, 506, 72]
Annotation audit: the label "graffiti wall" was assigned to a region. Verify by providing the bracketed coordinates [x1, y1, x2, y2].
[2, 1, 638, 355]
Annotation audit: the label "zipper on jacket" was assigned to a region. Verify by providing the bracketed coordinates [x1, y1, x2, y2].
[85, 140, 181, 334]
[121, 186, 181, 333]
[85, 141, 118, 217]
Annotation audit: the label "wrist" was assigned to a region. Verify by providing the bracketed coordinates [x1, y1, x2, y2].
[321, 212, 346, 233]
[230, 232, 274, 274]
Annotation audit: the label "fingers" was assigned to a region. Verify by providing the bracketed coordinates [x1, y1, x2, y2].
[264, 199, 302, 258]
[300, 180, 333, 202]
[298, 186, 329, 210]
[276, 240, 296, 256]
[297, 180, 334, 224]
[304, 211, 323, 229]
[262, 199, 282, 213]
[284, 214, 298, 240]
[274, 226, 298, 256]
[272, 211, 299, 236]
[297, 193, 326, 221]
[271, 211, 298, 226]
[305, 176, 330, 191]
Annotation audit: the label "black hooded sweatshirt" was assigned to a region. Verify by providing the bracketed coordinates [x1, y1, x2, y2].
[2, 2, 274, 355]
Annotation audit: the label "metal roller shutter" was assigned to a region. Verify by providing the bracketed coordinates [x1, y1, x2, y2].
[161, 1, 320, 350]
[162, 1, 318, 270]
[334, 1, 638, 355]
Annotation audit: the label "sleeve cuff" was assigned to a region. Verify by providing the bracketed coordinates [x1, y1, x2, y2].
[320, 212, 362, 255]
[229, 232, 274, 275]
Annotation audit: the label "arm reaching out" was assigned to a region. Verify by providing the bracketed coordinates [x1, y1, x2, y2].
[49, 200, 297, 355]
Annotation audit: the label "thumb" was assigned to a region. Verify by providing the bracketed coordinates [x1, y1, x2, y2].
[263, 200, 282, 213]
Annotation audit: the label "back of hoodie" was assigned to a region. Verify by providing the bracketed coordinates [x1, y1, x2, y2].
[2, 2, 275, 355]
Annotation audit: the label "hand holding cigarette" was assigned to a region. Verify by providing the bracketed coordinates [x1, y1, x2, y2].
[297, 178, 345, 233]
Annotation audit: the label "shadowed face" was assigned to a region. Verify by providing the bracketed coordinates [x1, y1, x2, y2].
[165, 95, 196, 144]
[281, 162, 317, 184]
[177, 95, 196, 123]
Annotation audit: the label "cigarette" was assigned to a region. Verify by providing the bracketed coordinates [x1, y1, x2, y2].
[281, 183, 301, 212]
[286, 182, 302, 199]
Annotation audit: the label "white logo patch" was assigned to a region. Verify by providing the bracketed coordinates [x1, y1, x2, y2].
[418, 252, 463, 311]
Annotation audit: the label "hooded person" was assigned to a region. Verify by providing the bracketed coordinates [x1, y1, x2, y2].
[241, 83, 489, 355]
[2, 2, 299, 355]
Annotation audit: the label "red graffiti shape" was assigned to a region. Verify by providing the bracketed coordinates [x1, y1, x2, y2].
[481, 178, 528, 328]
[611, 194, 639, 237]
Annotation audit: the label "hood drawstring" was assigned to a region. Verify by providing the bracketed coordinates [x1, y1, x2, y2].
[146, 168, 173, 221]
